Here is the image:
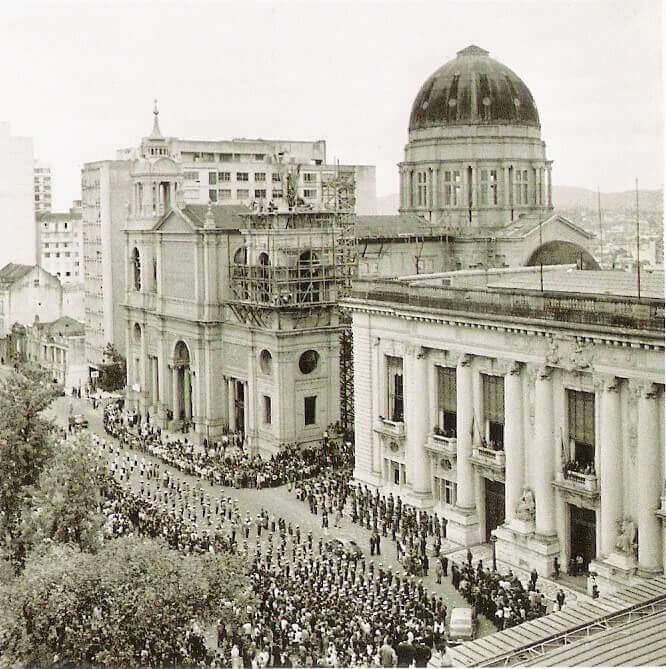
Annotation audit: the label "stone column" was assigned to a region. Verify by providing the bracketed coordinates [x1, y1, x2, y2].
[228, 377, 236, 431]
[471, 165, 478, 208]
[433, 168, 439, 211]
[183, 369, 192, 421]
[637, 382, 662, 573]
[151, 356, 158, 406]
[599, 375, 622, 556]
[534, 366, 556, 536]
[243, 381, 250, 435]
[504, 362, 524, 524]
[456, 355, 475, 509]
[406, 346, 430, 500]
[171, 365, 180, 421]
[547, 164, 553, 208]
[503, 165, 511, 208]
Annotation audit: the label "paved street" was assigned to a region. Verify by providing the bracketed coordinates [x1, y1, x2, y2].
[44, 390, 587, 641]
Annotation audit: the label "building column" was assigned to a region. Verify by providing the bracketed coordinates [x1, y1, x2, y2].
[151, 356, 159, 406]
[547, 164, 553, 208]
[637, 382, 662, 573]
[243, 381, 250, 435]
[406, 346, 430, 501]
[504, 362, 524, 525]
[409, 170, 414, 209]
[171, 364, 180, 422]
[433, 167, 439, 211]
[599, 376, 622, 556]
[503, 165, 511, 207]
[456, 355, 475, 509]
[228, 377, 236, 431]
[183, 368, 192, 421]
[534, 366, 556, 536]
[471, 164, 478, 208]
[427, 168, 433, 210]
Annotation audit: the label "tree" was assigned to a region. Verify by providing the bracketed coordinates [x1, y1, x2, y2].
[98, 343, 126, 392]
[0, 369, 57, 565]
[21, 432, 103, 554]
[1, 536, 254, 666]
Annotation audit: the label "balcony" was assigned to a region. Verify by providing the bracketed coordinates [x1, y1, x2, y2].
[426, 431, 457, 458]
[469, 445, 505, 481]
[374, 417, 405, 439]
[553, 469, 600, 505]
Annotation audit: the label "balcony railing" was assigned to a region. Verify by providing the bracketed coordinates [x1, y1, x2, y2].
[556, 470, 598, 493]
[470, 445, 506, 469]
[426, 432, 457, 457]
[375, 417, 405, 439]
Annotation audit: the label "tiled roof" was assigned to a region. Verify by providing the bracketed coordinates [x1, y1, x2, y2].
[181, 204, 249, 230]
[0, 263, 33, 285]
[38, 315, 85, 337]
[355, 214, 434, 239]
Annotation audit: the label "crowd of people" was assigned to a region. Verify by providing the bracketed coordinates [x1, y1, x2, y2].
[103, 403, 353, 491]
[84, 430, 447, 667]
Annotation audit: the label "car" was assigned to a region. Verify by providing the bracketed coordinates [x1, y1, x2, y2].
[447, 607, 478, 644]
[324, 537, 363, 559]
[69, 414, 89, 430]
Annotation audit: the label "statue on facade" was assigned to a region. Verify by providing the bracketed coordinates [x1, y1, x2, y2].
[615, 517, 637, 557]
[515, 488, 536, 521]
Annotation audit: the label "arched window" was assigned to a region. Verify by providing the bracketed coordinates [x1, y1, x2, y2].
[131, 247, 141, 291]
[233, 247, 248, 264]
[298, 250, 320, 304]
[233, 246, 248, 300]
[133, 323, 142, 344]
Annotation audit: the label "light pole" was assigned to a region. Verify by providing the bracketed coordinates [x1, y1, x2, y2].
[490, 531, 498, 571]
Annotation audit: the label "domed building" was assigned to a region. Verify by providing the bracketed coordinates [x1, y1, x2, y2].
[356, 45, 597, 275]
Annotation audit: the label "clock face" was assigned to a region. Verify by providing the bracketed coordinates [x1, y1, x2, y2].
[299, 350, 319, 375]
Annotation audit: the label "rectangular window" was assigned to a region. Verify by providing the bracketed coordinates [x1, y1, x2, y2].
[208, 189, 218, 203]
[208, 172, 217, 185]
[515, 169, 529, 205]
[218, 172, 231, 181]
[236, 189, 249, 200]
[237, 172, 249, 181]
[303, 188, 317, 199]
[444, 480, 457, 505]
[436, 366, 457, 436]
[44, 252, 50, 258]
[254, 172, 266, 182]
[219, 189, 232, 200]
[303, 172, 316, 183]
[417, 171, 427, 207]
[444, 170, 462, 206]
[386, 356, 404, 422]
[263, 396, 272, 424]
[254, 189, 267, 199]
[490, 170, 498, 205]
[272, 173, 281, 182]
[221, 153, 232, 162]
[482, 374, 505, 449]
[254, 154, 265, 161]
[183, 171, 199, 182]
[304, 396, 316, 426]
[567, 390, 595, 466]
[272, 189, 283, 199]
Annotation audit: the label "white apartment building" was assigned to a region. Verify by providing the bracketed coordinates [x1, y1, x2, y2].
[0, 123, 36, 268]
[34, 160, 52, 214]
[37, 205, 83, 284]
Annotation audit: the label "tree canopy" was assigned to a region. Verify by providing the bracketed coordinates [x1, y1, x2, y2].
[2, 536, 254, 666]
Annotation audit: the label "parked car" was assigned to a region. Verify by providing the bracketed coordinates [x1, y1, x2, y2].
[69, 414, 89, 430]
[447, 607, 478, 644]
[324, 537, 363, 559]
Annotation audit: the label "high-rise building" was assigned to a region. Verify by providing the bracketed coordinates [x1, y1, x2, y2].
[37, 203, 83, 284]
[33, 160, 52, 214]
[0, 123, 36, 267]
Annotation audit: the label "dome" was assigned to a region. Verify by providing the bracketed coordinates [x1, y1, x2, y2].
[409, 45, 540, 132]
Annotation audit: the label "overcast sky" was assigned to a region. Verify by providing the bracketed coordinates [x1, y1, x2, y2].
[1, 0, 663, 210]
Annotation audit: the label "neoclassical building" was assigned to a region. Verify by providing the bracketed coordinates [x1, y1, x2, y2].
[122, 124, 348, 453]
[344, 267, 665, 587]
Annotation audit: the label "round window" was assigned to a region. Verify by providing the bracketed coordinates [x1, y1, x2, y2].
[259, 349, 272, 375]
[299, 350, 319, 375]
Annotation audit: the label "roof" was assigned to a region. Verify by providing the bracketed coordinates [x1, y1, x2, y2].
[0, 263, 33, 285]
[523, 609, 666, 666]
[37, 315, 85, 337]
[180, 204, 249, 230]
[37, 211, 82, 222]
[409, 45, 540, 132]
[488, 269, 665, 299]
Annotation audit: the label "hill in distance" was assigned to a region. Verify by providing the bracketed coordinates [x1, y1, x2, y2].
[375, 187, 663, 215]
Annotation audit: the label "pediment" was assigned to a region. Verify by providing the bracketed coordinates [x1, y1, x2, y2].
[154, 209, 196, 233]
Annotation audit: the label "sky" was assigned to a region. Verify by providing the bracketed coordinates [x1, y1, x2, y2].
[1, 0, 663, 211]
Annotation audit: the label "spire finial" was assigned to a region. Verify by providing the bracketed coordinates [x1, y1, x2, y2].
[150, 99, 162, 139]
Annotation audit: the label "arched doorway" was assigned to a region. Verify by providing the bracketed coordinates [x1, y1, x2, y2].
[172, 340, 193, 425]
[526, 241, 600, 270]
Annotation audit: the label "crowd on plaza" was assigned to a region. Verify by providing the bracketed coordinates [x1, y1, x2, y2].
[102, 403, 353, 490]
[85, 431, 447, 667]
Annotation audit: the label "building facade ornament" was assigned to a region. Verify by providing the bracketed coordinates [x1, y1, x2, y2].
[515, 487, 536, 521]
[594, 373, 620, 393]
[546, 336, 595, 373]
[615, 516, 638, 559]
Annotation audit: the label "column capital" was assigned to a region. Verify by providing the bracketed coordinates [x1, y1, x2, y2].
[457, 353, 472, 368]
[594, 374, 620, 393]
[536, 365, 553, 380]
[629, 379, 660, 399]
[498, 359, 522, 376]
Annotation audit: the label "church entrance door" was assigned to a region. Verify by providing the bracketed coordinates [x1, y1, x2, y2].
[485, 478, 505, 542]
[569, 505, 596, 572]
